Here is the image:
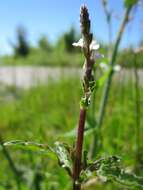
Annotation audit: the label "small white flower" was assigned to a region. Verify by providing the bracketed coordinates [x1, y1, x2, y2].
[72, 38, 84, 47]
[72, 38, 100, 51]
[90, 40, 100, 50]
[113, 65, 121, 72]
[73, 38, 103, 61]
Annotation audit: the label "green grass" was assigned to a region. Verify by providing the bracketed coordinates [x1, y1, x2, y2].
[0, 78, 143, 189]
[2, 47, 143, 68]
[2, 51, 84, 67]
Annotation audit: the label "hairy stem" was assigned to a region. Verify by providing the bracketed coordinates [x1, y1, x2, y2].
[73, 109, 86, 190]
[73, 5, 95, 189]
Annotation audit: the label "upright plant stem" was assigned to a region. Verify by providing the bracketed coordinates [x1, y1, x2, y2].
[73, 6, 95, 190]
[73, 109, 86, 190]
[90, 7, 132, 158]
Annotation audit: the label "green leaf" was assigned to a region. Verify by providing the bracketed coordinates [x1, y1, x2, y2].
[4, 140, 55, 158]
[96, 157, 143, 188]
[80, 156, 143, 188]
[4, 140, 74, 178]
[54, 142, 73, 176]
[124, 0, 138, 8]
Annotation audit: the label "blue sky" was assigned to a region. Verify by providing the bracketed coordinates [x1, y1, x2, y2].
[0, 0, 143, 54]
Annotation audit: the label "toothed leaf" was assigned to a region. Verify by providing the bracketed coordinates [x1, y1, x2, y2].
[54, 142, 72, 176]
[80, 156, 143, 188]
[4, 140, 55, 158]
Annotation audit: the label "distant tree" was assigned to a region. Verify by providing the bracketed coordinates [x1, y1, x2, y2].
[38, 35, 52, 52]
[13, 26, 30, 57]
[64, 27, 78, 52]
[56, 27, 79, 53]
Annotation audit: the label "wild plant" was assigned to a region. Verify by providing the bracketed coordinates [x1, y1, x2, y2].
[3, 4, 143, 190]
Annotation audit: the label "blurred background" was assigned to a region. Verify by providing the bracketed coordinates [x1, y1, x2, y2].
[0, 0, 143, 189]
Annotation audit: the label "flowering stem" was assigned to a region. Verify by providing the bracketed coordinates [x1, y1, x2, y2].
[72, 5, 95, 190]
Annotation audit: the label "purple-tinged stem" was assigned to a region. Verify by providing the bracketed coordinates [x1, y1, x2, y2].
[73, 108, 86, 190]
[72, 5, 94, 190]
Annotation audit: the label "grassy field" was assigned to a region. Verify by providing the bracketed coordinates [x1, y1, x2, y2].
[0, 76, 143, 190]
[2, 48, 143, 68]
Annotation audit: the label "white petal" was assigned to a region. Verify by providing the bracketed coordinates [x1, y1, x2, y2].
[114, 65, 121, 72]
[72, 38, 83, 47]
[90, 40, 100, 50]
